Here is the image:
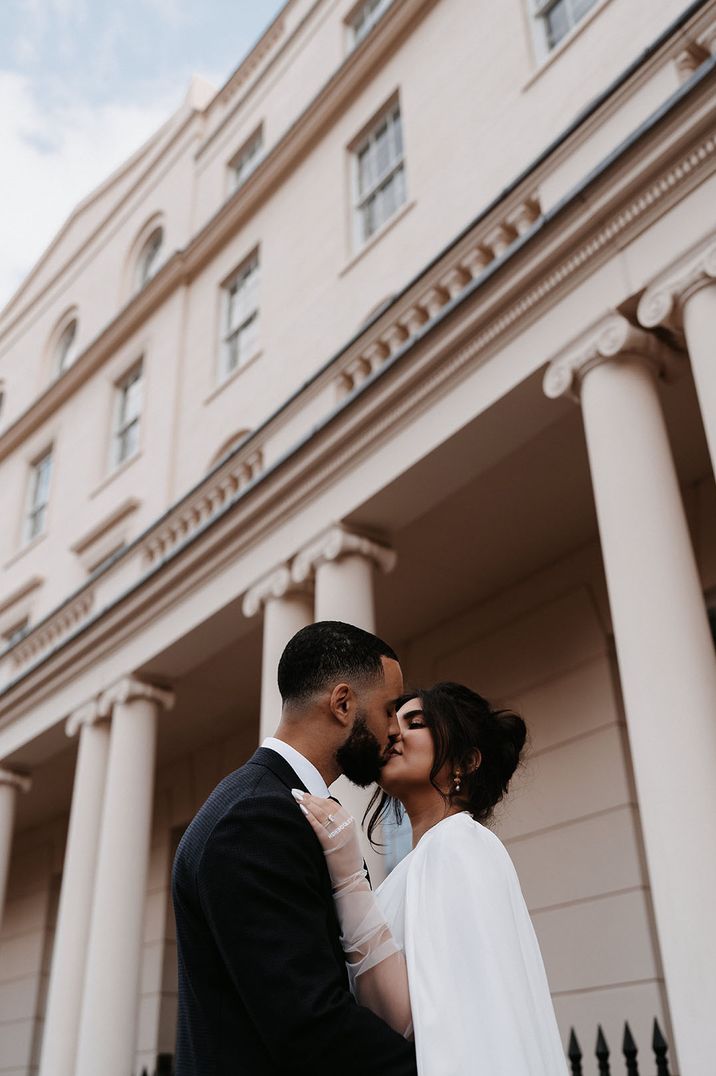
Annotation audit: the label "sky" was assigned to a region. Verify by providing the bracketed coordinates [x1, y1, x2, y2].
[0, 0, 286, 310]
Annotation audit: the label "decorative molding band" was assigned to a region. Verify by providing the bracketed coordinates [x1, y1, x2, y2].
[292, 525, 397, 584]
[11, 590, 95, 672]
[97, 676, 175, 718]
[65, 698, 105, 738]
[335, 194, 541, 398]
[637, 230, 716, 336]
[242, 564, 311, 618]
[217, 16, 286, 106]
[143, 447, 263, 567]
[0, 767, 31, 794]
[543, 314, 682, 400]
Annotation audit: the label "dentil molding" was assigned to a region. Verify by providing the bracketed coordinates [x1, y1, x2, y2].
[543, 314, 682, 401]
[291, 525, 396, 584]
[637, 231, 716, 337]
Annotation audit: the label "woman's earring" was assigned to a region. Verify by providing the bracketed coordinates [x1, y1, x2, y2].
[453, 772, 462, 794]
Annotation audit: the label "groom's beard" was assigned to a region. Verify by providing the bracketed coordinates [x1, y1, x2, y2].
[335, 711, 384, 787]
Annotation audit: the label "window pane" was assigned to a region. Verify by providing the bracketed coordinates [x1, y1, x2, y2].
[572, 0, 597, 19]
[123, 373, 142, 424]
[374, 121, 390, 177]
[57, 320, 78, 374]
[138, 229, 163, 288]
[392, 111, 403, 157]
[358, 145, 373, 196]
[545, 0, 569, 47]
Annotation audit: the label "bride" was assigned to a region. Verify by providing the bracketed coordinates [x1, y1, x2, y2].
[293, 681, 568, 1075]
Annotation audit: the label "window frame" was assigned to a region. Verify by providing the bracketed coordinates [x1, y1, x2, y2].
[348, 0, 394, 48]
[219, 254, 260, 384]
[530, 0, 600, 56]
[228, 126, 265, 193]
[55, 317, 79, 377]
[112, 362, 144, 470]
[24, 448, 53, 545]
[135, 227, 164, 291]
[351, 99, 406, 250]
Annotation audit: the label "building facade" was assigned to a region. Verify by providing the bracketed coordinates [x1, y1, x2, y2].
[1, 0, 716, 1073]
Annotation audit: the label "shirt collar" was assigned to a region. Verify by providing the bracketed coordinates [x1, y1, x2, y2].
[261, 737, 331, 798]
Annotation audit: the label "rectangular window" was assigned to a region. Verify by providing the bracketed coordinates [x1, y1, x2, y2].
[230, 128, 264, 192]
[25, 450, 52, 543]
[113, 364, 143, 467]
[221, 255, 260, 381]
[532, 0, 599, 53]
[353, 102, 406, 246]
[350, 0, 393, 47]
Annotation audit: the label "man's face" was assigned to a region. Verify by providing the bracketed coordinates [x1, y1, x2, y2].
[336, 657, 404, 787]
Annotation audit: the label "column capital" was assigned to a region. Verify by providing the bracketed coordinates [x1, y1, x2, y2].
[65, 699, 106, 739]
[543, 314, 681, 401]
[638, 232, 716, 335]
[291, 525, 396, 585]
[242, 564, 311, 618]
[97, 677, 175, 718]
[0, 768, 31, 794]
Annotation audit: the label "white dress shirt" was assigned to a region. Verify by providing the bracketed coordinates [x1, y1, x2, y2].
[262, 736, 331, 797]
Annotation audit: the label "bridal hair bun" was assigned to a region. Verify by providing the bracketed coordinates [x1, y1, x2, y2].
[419, 682, 526, 823]
[365, 680, 528, 845]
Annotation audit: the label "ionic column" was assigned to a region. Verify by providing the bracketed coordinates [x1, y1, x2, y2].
[293, 526, 397, 886]
[544, 315, 716, 1075]
[38, 701, 110, 1076]
[74, 678, 174, 1076]
[638, 232, 716, 474]
[0, 768, 31, 929]
[242, 564, 313, 741]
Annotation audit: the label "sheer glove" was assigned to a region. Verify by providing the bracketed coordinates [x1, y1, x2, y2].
[292, 789, 413, 1038]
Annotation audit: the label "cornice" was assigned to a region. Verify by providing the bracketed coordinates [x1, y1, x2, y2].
[97, 676, 174, 717]
[0, 62, 715, 719]
[0, 767, 31, 793]
[292, 525, 396, 584]
[637, 229, 716, 337]
[543, 314, 682, 401]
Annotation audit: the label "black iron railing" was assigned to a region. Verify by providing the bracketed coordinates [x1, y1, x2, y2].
[137, 1019, 672, 1076]
[568, 1019, 672, 1075]
[139, 1053, 173, 1076]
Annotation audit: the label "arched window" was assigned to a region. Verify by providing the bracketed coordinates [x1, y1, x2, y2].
[55, 318, 78, 375]
[136, 227, 164, 290]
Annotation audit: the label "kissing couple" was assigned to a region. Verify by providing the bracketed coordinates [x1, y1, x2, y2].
[172, 620, 568, 1074]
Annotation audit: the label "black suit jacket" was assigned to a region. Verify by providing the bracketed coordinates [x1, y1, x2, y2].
[172, 746, 417, 1075]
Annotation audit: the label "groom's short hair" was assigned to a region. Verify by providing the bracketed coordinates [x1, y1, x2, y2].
[277, 620, 398, 706]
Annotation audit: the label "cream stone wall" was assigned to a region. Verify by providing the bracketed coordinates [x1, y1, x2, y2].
[0, 0, 700, 597]
[403, 543, 671, 1054]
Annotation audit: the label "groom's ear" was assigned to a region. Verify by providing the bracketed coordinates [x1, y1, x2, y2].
[329, 682, 354, 726]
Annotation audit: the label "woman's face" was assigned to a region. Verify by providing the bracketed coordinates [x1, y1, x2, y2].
[379, 696, 436, 795]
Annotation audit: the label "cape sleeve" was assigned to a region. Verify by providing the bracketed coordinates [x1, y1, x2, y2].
[403, 815, 568, 1076]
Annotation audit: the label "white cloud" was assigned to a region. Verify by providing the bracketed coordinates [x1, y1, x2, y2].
[0, 70, 177, 311]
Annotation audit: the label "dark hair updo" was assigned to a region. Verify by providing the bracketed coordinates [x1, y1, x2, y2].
[366, 681, 527, 846]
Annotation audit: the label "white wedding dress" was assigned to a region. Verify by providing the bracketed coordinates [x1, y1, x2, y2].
[374, 812, 569, 1075]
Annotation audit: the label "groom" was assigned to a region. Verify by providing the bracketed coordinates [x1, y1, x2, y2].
[172, 620, 417, 1075]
